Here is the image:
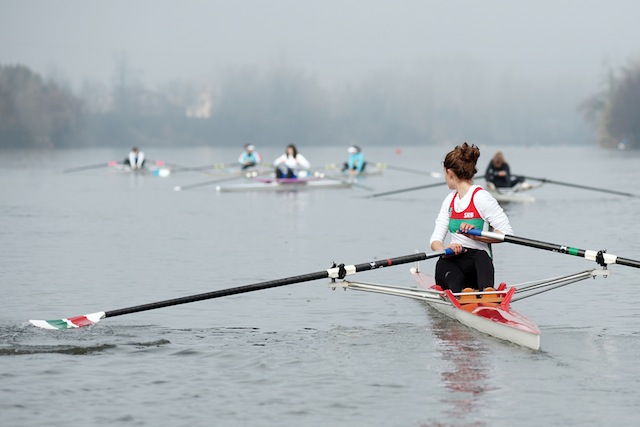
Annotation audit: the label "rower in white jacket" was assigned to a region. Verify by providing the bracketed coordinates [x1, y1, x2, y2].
[125, 147, 145, 169]
[273, 144, 311, 179]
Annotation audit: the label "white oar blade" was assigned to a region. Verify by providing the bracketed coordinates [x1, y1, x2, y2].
[29, 312, 105, 330]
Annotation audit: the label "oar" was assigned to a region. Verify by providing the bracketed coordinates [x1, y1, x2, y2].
[521, 175, 640, 198]
[173, 176, 243, 191]
[375, 163, 442, 178]
[171, 162, 238, 173]
[318, 166, 376, 191]
[317, 173, 375, 191]
[29, 249, 452, 329]
[63, 161, 118, 173]
[464, 229, 640, 268]
[367, 181, 448, 198]
[173, 171, 271, 191]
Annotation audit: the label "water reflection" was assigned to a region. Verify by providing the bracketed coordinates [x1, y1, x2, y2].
[425, 306, 497, 422]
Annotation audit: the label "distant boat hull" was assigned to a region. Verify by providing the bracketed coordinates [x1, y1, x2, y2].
[485, 182, 539, 203]
[216, 177, 352, 192]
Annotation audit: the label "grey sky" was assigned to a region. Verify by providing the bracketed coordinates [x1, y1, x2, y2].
[1, 0, 639, 91]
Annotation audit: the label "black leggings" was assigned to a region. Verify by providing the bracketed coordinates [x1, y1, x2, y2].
[434, 249, 494, 293]
[275, 167, 296, 179]
[342, 161, 367, 172]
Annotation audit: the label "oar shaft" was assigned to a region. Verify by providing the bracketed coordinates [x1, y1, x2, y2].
[382, 164, 435, 176]
[105, 271, 328, 318]
[104, 250, 449, 319]
[174, 174, 253, 191]
[63, 162, 116, 173]
[466, 229, 640, 268]
[522, 176, 639, 198]
[368, 182, 447, 198]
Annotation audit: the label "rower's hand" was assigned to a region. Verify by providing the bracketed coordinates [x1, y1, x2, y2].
[457, 223, 481, 241]
[456, 223, 476, 234]
[447, 243, 466, 255]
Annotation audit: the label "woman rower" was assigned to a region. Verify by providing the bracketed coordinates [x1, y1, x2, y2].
[484, 151, 526, 188]
[124, 147, 146, 170]
[238, 144, 263, 170]
[342, 145, 367, 175]
[273, 144, 311, 179]
[430, 142, 513, 293]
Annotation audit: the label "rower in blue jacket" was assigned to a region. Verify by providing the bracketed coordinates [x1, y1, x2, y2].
[238, 144, 263, 170]
[342, 145, 366, 175]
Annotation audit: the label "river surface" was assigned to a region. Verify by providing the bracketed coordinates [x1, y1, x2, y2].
[2, 144, 640, 426]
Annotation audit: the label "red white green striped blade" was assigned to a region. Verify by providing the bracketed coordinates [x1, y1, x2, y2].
[29, 312, 105, 330]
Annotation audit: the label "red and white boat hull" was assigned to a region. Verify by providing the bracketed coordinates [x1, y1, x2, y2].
[411, 269, 541, 350]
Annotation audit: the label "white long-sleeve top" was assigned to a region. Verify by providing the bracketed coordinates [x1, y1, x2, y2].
[429, 185, 513, 254]
[273, 153, 311, 170]
[129, 150, 145, 168]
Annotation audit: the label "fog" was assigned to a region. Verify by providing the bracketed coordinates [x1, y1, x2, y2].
[2, 0, 638, 90]
[2, 1, 640, 147]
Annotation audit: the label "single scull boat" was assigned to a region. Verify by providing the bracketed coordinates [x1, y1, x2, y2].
[484, 181, 541, 203]
[333, 267, 607, 350]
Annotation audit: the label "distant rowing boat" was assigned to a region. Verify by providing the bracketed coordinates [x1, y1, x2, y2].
[485, 181, 541, 203]
[63, 160, 171, 177]
[111, 164, 171, 177]
[216, 176, 353, 192]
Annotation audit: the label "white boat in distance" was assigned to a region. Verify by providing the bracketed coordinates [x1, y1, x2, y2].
[216, 175, 353, 192]
[485, 181, 541, 203]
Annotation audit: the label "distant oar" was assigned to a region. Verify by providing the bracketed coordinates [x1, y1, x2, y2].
[318, 173, 375, 191]
[367, 181, 447, 198]
[172, 163, 272, 175]
[174, 170, 270, 191]
[375, 163, 442, 178]
[173, 174, 251, 191]
[171, 162, 238, 173]
[29, 249, 452, 329]
[63, 161, 118, 173]
[521, 175, 640, 198]
[465, 229, 640, 268]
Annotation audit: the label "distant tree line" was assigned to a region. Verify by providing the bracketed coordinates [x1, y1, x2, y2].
[0, 65, 83, 148]
[3, 59, 636, 150]
[581, 59, 640, 149]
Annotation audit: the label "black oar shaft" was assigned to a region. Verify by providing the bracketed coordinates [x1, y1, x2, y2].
[382, 164, 435, 176]
[64, 162, 114, 173]
[105, 271, 328, 318]
[613, 257, 640, 269]
[501, 234, 587, 256]
[369, 182, 447, 198]
[523, 176, 639, 198]
[503, 234, 640, 268]
[104, 251, 444, 319]
[469, 230, 640, 269]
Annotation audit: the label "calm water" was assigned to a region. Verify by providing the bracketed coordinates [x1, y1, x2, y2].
[2, 145, 640, 426]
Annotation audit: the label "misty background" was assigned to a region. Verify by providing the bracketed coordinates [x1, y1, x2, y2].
[1, 0, 639, 149]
